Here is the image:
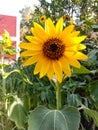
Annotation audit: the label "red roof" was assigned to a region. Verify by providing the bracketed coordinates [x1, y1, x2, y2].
[0, 14, 16, 36]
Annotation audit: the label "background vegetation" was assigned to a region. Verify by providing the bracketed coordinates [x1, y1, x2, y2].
[0, 0, 98, 130]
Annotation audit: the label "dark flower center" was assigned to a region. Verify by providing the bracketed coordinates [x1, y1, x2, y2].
[43, 38, 65, 60]
[50, 44, 58, 52]
[41, 18, 44, 20]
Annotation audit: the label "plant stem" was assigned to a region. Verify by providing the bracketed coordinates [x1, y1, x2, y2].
[1, 52, 7, 130]
[56, 83, 61, 110]
[1, 54, 6, 94]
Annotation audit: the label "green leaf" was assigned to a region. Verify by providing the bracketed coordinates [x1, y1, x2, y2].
[4, 47, 16, 55]
[73, 65, 91, 74]
[3, 69, 33, 85]
[8, 97, 27, 129]
[86, 49, 97, 65]
[83, 107, 98, 127]
[89, 81, 98, 109]
[67, 94, 82, 107]
[28, 106, 80, 130]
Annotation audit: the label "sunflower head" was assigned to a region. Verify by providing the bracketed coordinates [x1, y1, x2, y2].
[39, 15, 46, 23]
[64, 14, 70, 21]
[19, 17, 88, 83]
[1, 29, 12, 49]
[2, 29, 10, 39]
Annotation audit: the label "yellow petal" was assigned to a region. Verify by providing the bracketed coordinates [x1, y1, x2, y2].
[40, 58, 51, 78]
[47, 61, 54, 80]
[21, 50, 41, 57]
[66, 57, 81, 68]
[25, 36, 42, 44]
[71, 31, 80, 37]
[29, 31, 44, 44]
[25, 36, 35, 42]
[73, 52, 88, 60]
[34, 55, 44, 75]
[21, 50, 33, 56]
[65, 46, 78, 52]
[59, 57, 71, 77]
[53, 60, 62, 83]
[63, 36, 76, 47]
[45, 18, 55, 35]
[19, 43, 33, 50]
[23, 55, 40, 66]
[78, 44, 86, 50]
[31, 22, 48, 41]
[63, 63, 71, 77]
[65, 43, 86, 52]
[56, 17, 63, 33]
[2, 29, 10, 39]
[62, 25, 74, 36]
[64, 51, 75, 57]
[72, 36, 86, 43]
[19, 43, 42, 50]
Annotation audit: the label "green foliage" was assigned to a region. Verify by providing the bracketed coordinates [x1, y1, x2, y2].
[0, 0, 98, 130]
[67, 94, 82, 107]
[8, 96, 27, 129]
[19, 0, 98, 40]
[72, 65, 91, 74]
[83, 107, 98, 127]
[28, 106, 80, 130]
[89, 81, 98, 109]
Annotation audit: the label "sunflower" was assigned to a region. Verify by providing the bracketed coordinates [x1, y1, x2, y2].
[19, 17, 88, 83]
[64, 14, 70, 21]
[1, 29, 12, 49]
[39, 15, 46, 23]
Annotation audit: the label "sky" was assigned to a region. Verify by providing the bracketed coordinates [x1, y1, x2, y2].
[0, 0, 39, 16]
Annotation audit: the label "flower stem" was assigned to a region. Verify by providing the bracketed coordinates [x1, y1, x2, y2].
[56, 83, 61, 110]
[1, 54, 6, 94]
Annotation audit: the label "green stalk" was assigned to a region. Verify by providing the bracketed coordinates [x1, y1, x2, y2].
[1, 49, 6, 130]
[56, 83, 61, 110]
[50, 79, 62, 110]
[1, 53, 6, 95]
[51, 76, 67, 110]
